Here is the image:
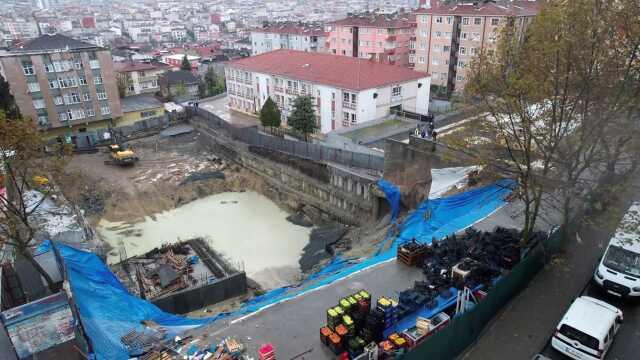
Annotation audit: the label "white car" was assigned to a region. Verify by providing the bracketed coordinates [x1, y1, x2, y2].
[551, 296, 623, 360]
[593, 202, 640, 297]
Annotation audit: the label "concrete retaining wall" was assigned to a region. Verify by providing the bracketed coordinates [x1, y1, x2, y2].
[152, 272, 247, 314]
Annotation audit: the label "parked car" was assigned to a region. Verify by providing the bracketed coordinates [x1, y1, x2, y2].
[551, 296, 623, 360]
[593, 202, 640, 297]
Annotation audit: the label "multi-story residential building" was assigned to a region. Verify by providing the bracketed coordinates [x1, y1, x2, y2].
[159, 70, 200, 102]
[325, 12, 414, 66]
[6, 20, 40, 40]
[225, 49, 430, 133]
[114, 61, 170, 97]
[413, 1, 539, 94]
[250, 23, 328, 55]
[161, 54, 201, 71]
[0, 34, 122, 137]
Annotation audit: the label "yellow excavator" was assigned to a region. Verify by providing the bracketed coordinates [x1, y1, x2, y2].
[105, 143, 139, 166]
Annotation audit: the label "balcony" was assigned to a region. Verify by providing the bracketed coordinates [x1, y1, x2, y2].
[342, 101, 356, 110]
[285, 87, 298, 96]
[274, 86, 284, 93]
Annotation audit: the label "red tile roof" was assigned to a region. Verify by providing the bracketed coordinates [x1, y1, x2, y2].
[114, 61, 171, 73]
[329, 13, 414, 28]
[228, 49, 429, 91]
[253, 24, 328, 37]
[415, 1, 540, 17]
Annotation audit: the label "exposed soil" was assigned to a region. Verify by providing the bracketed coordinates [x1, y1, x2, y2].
[60, 131, 268, 226]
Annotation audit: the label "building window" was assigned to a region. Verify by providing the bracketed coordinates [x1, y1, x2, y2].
[101, 105, 111, 115]
[456, 75, 465, 81]
[89, 60, 100, 69]
[458, 60, 466, 68]
[49, 79, 58, 89]
[435, 16, 443, 24]
[94, 76, 102, 85]
[409, 54, 415, 63]
[54, 96, 64, 105]
[342, 112, 349, 127]
[27, 82, 40, 93]
[74, 60, 83, 70]
[491, 18, 500, 26]
[392, 86, 402, 97]
[58, 112, 68, 121]
[87, 109, 95, 117]
[470, 47, 477, 55]
[97, 91, 107, 100]
[443, 45, 451, 52]
[445, 32, 452, 38]
[22, 62, 34, 75]
[447, 16, 453, 24]
[350, 113, 357, 125]
[419, 57, 426, 64]
[64, 93, 81, 104]
[435, 31, 442, 38]
[141, 110, 157, 118]
[474, 18, 482, 25]
[461, 32, 468, 40]
[421, 15, 428, 23]
[83, 93, 91, 101]
[460, 47, 467, 55]
[32, 99, 45, 109]
[343, 92, 350, 102]
[58, 76, 78, 88]
[419, 41, 427, 50]
[462, 18, 469, 25]
[44, 63, 54, 73]
[432, 59, 440, 65]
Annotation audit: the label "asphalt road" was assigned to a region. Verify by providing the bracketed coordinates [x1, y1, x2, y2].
[539, 276, 640, 360]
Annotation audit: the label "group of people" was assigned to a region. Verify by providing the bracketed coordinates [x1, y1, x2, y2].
[413, 119, 438, 142]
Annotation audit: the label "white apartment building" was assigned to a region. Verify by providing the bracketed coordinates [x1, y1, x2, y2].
[225, 50, 430, 134]
[114, 61, 171, 97]
[250, 24, 328, 55]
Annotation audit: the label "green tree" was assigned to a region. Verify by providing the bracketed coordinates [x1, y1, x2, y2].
[174, 83, 187, 97]
[117, 75, 132, 98]
[0, 112, 71, 291]
[260, 97, 281, 132]
[0, 75, 20, 119]
[288, 96, 317, 141]
[180, 55, 192, 71]
[462, 0, 640, 243]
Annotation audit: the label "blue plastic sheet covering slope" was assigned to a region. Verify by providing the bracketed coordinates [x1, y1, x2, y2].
[397, 179, 515, 244]
[377, 179, 401, 221]
[229, 180, 515, 318]
[41, 179, 514, 358]
[55, 243, 218, 360]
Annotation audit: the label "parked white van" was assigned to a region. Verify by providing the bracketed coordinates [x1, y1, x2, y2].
[593, 202, 640, 297]
[551, 296, 623, 360]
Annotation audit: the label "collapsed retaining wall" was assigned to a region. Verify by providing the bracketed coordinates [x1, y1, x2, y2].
[190, 115, 383, 226]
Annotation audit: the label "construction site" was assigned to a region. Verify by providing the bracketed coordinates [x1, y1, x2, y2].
[1, 106, 558, 360]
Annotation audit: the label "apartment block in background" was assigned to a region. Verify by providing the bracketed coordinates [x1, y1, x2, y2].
[225, 49, 430, 134]
[0, 33, 122, 138]
[326, 12, 414, 67]
[250, 23, 328, 55]
[413, 1, 539, 94]
[114, 61, 171, 97]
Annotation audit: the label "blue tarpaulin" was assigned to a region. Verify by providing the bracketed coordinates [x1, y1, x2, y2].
[45, 179, 514, 359]
[377, 179, 401, 222]
[54, 243, 216, 360]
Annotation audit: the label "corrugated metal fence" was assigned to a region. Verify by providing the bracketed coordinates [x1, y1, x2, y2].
[192, 107, 385, 171]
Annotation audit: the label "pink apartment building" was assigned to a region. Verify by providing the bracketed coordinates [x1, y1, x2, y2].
[413, 1, 539, 94]
[326, 12, 414, 67]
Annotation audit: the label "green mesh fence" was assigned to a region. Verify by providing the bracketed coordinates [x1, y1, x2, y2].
[400, 229, 567, 360]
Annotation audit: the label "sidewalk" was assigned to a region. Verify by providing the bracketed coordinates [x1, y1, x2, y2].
[460, 179, 640, 360]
